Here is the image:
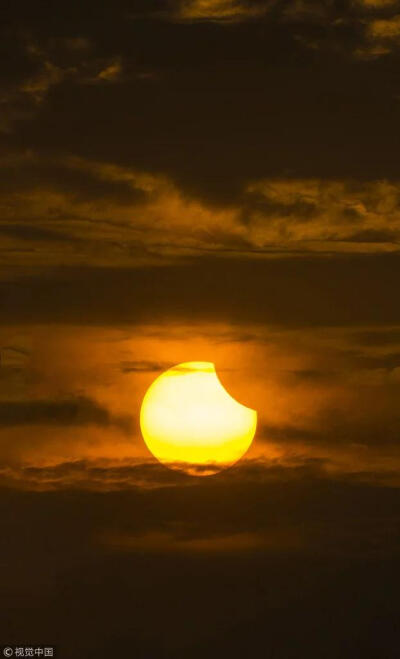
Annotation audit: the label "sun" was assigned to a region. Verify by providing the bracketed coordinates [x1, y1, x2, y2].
[140, 361, 257, 475]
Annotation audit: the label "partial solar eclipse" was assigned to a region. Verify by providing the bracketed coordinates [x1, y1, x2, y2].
[140, 361, 257, 475]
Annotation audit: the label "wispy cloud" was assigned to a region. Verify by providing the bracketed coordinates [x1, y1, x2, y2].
[175, 0, 273, 21]
[1, 152, 400, 274]
[0, 38, 138, 132]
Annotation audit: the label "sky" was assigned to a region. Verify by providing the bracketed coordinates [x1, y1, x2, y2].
[1, 1, 400, 657]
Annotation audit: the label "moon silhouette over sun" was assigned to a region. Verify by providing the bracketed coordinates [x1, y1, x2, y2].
[140, 361, 257, 476]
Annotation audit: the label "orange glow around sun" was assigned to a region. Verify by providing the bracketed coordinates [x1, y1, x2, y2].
[140, 361, 257, 475]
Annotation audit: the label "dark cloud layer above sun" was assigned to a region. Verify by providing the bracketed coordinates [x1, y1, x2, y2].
[2, 1, 400, 200]
[2, 256, 400, 328]
[1, 0, 400, 274]
[3, 151, 400, 267]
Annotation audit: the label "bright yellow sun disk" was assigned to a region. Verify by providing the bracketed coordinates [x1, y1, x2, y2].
[140, 361, 257, 475]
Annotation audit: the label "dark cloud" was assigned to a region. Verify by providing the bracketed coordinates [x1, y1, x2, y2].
[345, 349, 400, 369]
[0, 1, 398, 207]
[242, 191, 319, 222]
[0, 157, 148, 204]
[260, 396, 400, 447]
[284, 367, 336, 381]
[0, 458, 192, 490]
[344, 228, 400, 243]
[15, 58, 400, 205]
[2, 254, 400, 327]
[350, 327, 400, 346]
[0, 223, 78, 243]
[0, 396, 132, 431]
[0, 456, 399, 548]
[0, 460, 399, 657]
[120, 360, 173, 373]
[1, 345, 30, 356]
